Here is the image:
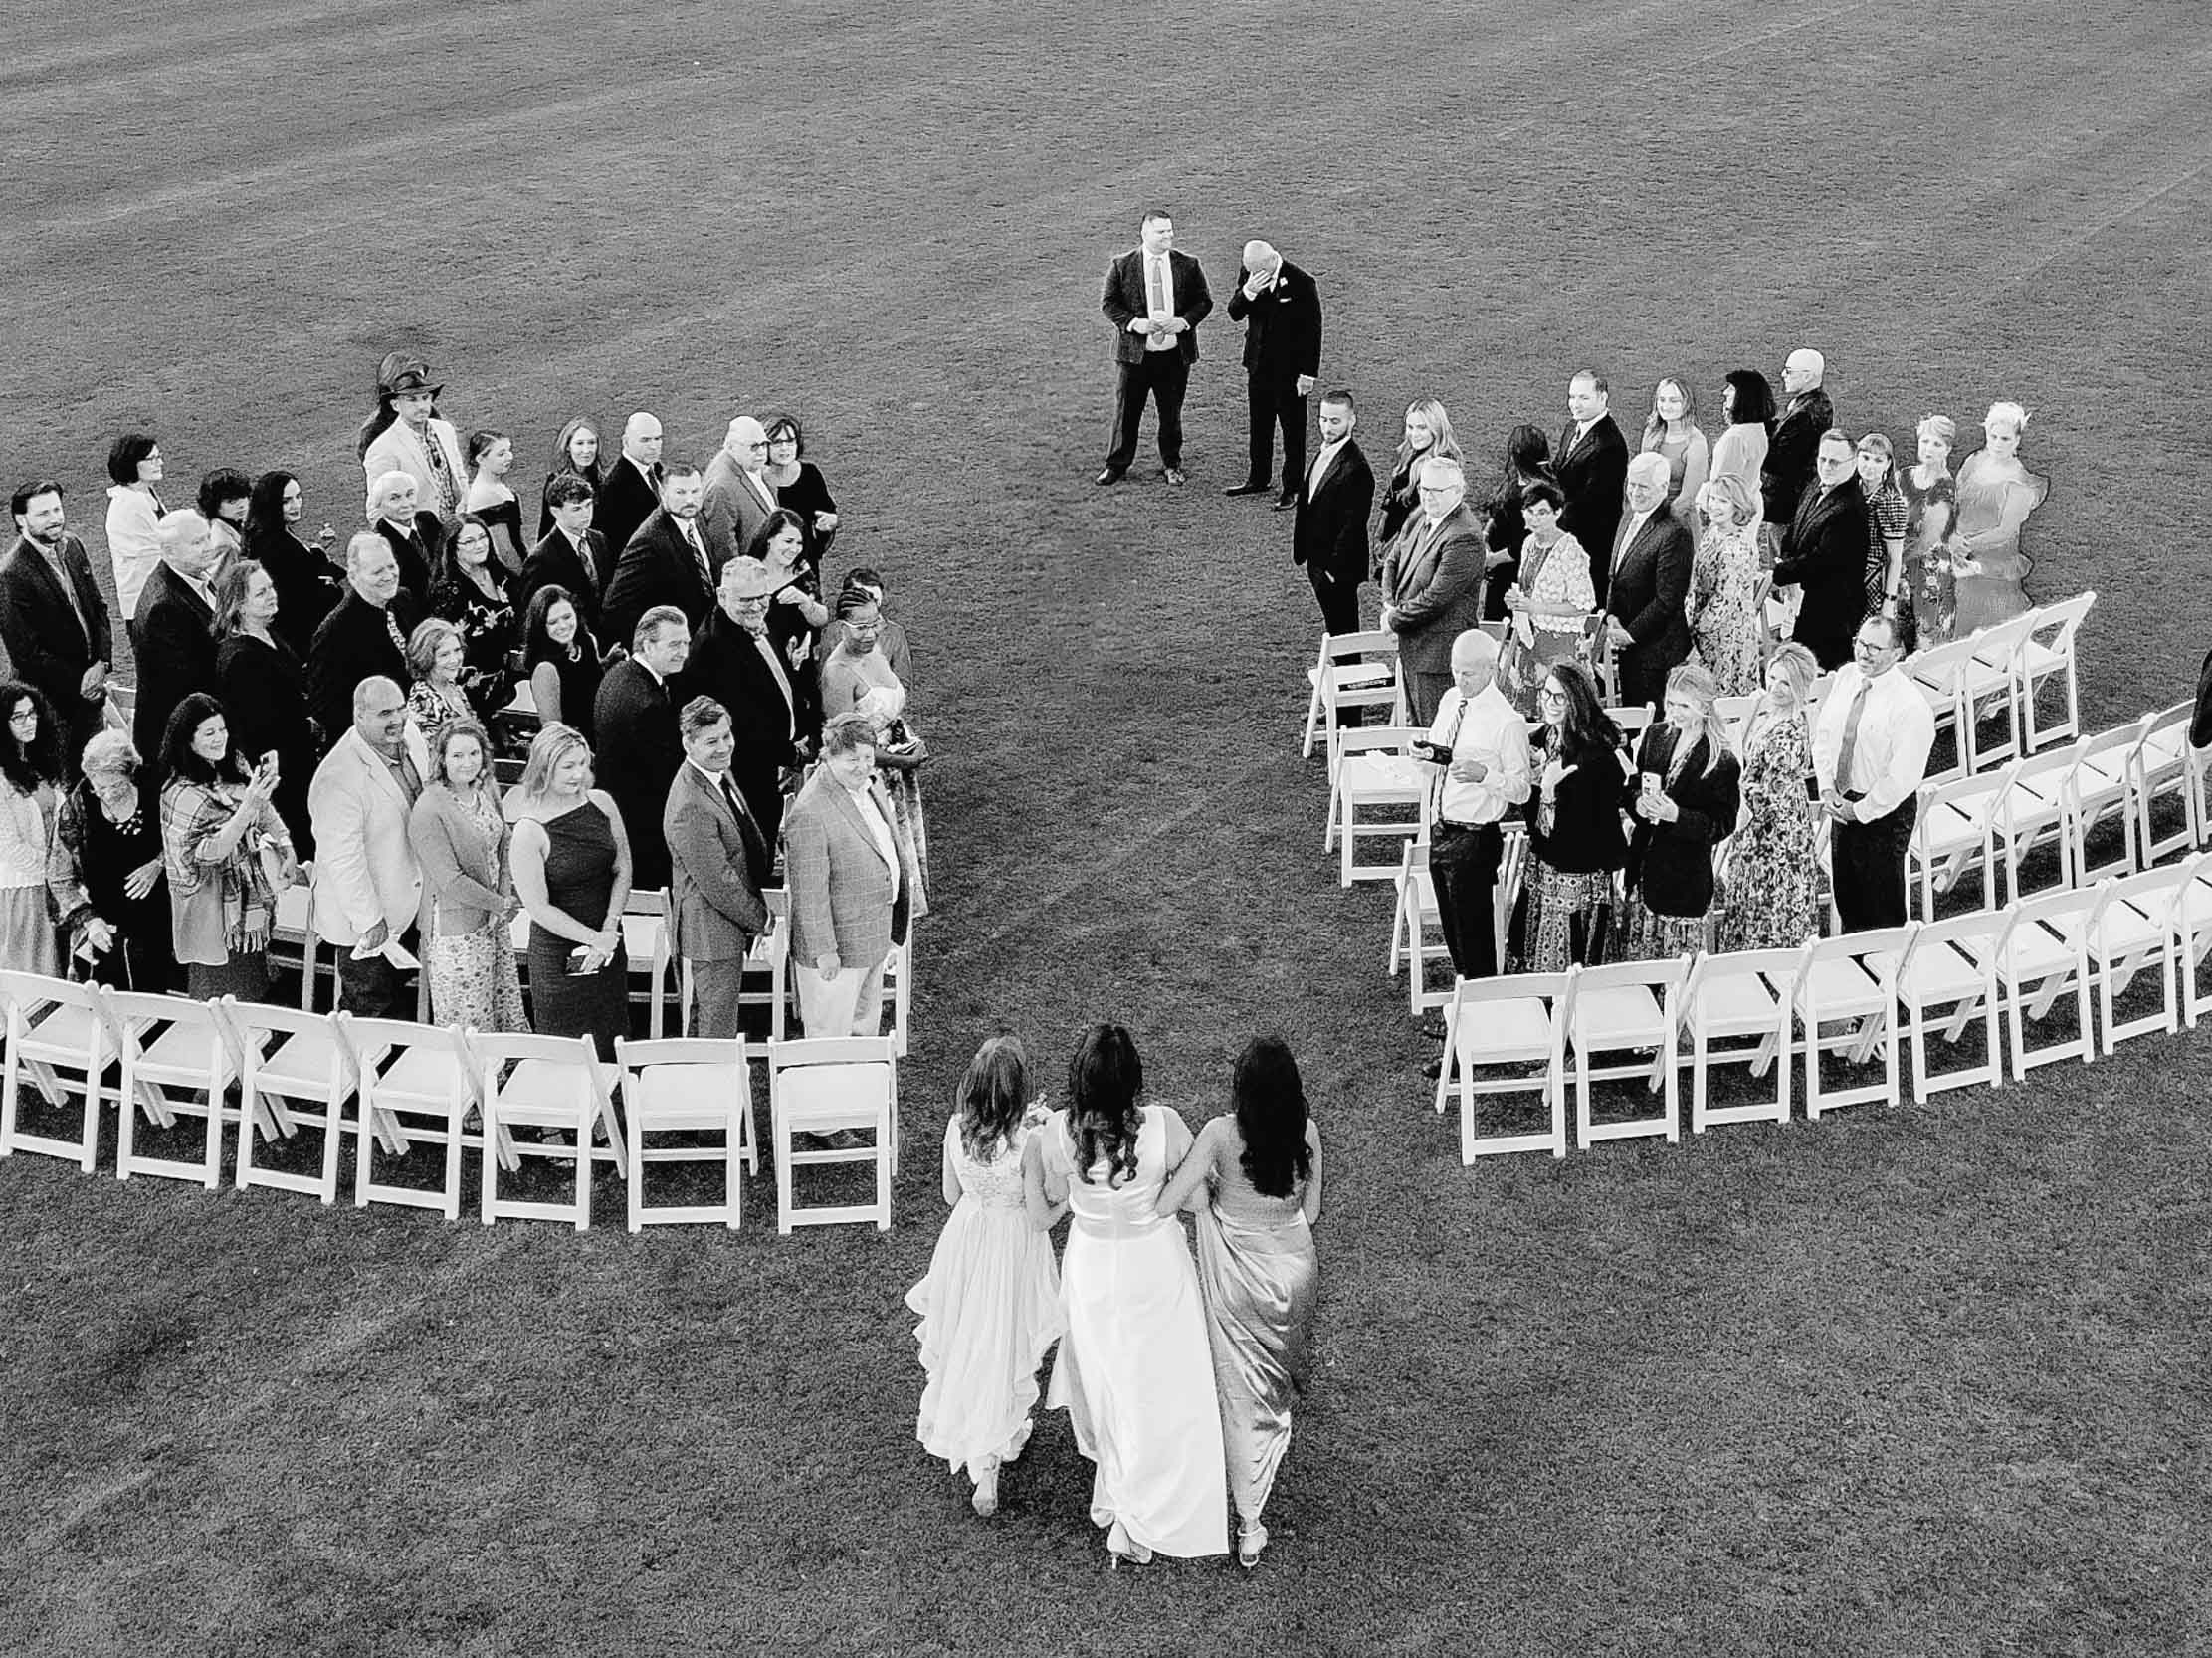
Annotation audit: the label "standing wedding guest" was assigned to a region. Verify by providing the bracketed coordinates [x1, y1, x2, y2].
[1761, 348, 1834, 551]
[243, 471, 340, 654]
[1480, 425, 1555, 622]
[507, 723, 630, 1057]
[359, 356, 469, 527]
[212, 560, 317, 855]
[102, 433, 170, 619]
[48, 729, 171, 990]
[701, 416, 779, 570]
[1856, 433, 1910, 622]
[1640, 375, 1709, 524]
[828, 566, 912, 690]
[460, 430, 527, 574]
[1096, 210, 1213, 488]
[908, 1036, 1068, 1519]
[686, 557, 802, 848]
[1617, 665, 1740, 960]
[822, 585, 930, 917]
[1556, 370, 1630, 609]
[603, 464, 714, 646]
[762, 413, 840, 564]
[1506, 662, 1627, 972]
[592, 412, 665, 562]
[197, 468, 253, 566]
[1604, 453, 1697, 710]
[661, 696, 770, 1040]
[1223, 240, 1323, 507]
[1029, 1023, 1228, 1565]
[159, 692, 297, 998]
[0, 684, 64, 974]
[1814, 615, 1935, 932]
[535, 415, 605, 541]
[1710, 369, 1776, 539]
[755, 510, 831, 746]
[428, 514, 519, 702]
[521, 587, 608, 743]
[1496, 481, 1596, 716]
[408, 719, 525, 1035]
[1900, 415, 1961, 646]
[364, 470, 439, 603]
[1379, 457, 1489, 725]
[1376, 398, 1463, 550]
[592, 607, 690, 893]
[1290, 390, 1373, 638]
[1773, 431, 1870, 671]
[1685, 475, 1766, 697]
[307, 677, 425, 1018]
[785, 712, 908, 1037]
[1949, 400, 2049, 634]
[307, 532, 420, 741]
[1718, 643, 1823, 951]
[1, 480, 112, 769]
[129, 509, 223, 765]
[404, 619, 481, 753]
[519, 474, 613, 640]
[1155, 1033, 1324, 1570]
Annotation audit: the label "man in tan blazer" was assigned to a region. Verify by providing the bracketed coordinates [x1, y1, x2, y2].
[307, 676, 426, 1017]
[664, 696, 772, 1039]
[1379, 455, 1490, 725]
[783, 712, 909, 1038]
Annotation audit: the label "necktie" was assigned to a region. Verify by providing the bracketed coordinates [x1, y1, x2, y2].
[1431, 695, 1470, 823]
[1835, 678, 1873, 795]
[420, 431, 458, 516]
[682, 519, 710, 585]
[39, 544, 90, 645]
[570, 532, 599, 598]
[719, 773, 747, 824]
[1147, 255, 1166, 315]
[381, 604, 407, 657]
[748, 628, 795, 734]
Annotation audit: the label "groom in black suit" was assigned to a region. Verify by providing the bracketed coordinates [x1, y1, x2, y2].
[1555, 370, 1630, 610]
[1291, 391, 1373, 637]
[1097, 211, 1213, 486]
[1224, 239, 1323, 507]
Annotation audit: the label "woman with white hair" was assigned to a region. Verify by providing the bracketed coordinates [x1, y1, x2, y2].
[364, 469, 440, 604]
[48, 728, 172, 989]
[1949, 400, 2048, 634]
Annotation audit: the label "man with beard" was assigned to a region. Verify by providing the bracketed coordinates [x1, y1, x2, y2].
[0, 480, 111, 767]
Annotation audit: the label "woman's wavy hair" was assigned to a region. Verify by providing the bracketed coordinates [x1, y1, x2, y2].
[209, 558, 269, 640]
[158, 692, 247, 789]
[0, 681, 64, 794]
[1392, 397, 1464, 476]
[243, 470, 299, 549]
[1540, 660, 1621, 765]
[1067, 1023, 1144, 1187]
[523, 585, 595, 669]
[956, 1035, 1030, 1161]
[1663, 664, 1732, 781]
[1232, 1035, 1312, 1199]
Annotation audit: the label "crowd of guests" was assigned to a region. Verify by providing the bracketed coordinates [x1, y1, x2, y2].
[0, 353, 927, 1058]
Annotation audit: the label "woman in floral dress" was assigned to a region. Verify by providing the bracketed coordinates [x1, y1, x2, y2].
[1685, 475, 1765, 696]
[1900, 415, 1961, 647]
[1497, 480, 1597, 716]
[1716, 643, 1824, 952]
[1856, 433, 1912, 642]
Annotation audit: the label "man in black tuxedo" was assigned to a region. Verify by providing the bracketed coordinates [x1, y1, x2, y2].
[604, 464, 714, 649]
[1224, 240, 1322, 508]
[593, 412, 665, 561]
[592, 606, 692, 893]
[129, 509, 222, 761]
[1774, 430, 1871, 671]
[685, 556, 804, 850]
[1603, 455, 1696, 709]
[1097, 211, 1213, 486]
[1292, 390, 1373, 638]
[307, 532, 421, 741]
[1762, 347, 1835, 549]
[517, 474, 614, 640]
[1555, 370, 1630, 610]
[0, 481, 112, 769]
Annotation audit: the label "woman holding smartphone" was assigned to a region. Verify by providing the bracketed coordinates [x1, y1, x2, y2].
[506, 722, 630, 1057]
[1617, 665, 1740, 960]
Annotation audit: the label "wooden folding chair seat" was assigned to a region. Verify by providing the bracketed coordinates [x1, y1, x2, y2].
[1325, 725, 1428, 886]
[2171, 854, 2212, 1026]
[478, 1031, 628, 1230]
[107, 990, 241, 1189]
[343, 1016, 504, 1219]
[616, 1036, 753, 1231]
[1958, 614, 2034, 772]
[1563, 958, 1686, 1149]
[2130, 702, 2203, 867]
[2066, 717, 2149, 883]
[768, 1036, 898, 1231]
[227, 999, 353, 1203]
[2016, 592, 2095, 752]
[0, 969, 115, 1171]
[1877, 910, 2003, 1101]
[1793, 927, 1915, 1119]
[1908, 769, 2006, 919]
[1991, 885, 2099, 1079]
[1906, 635, 1977, 784]
[1302, 629, 1400, 759]
[2087, 863, 2188, 1055]
[622, 888, 676, 1040]
[1995, 740, 2084, 902]
[1680, 946, 1799, 1132]
[1436, 971, 1568, 1161]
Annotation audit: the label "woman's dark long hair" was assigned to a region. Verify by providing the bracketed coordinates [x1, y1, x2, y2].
[957, 1035, 1030, 1161]
[1067, 1023, 1144, 1187]
[1233, 1035, 1312, 1199]
[1542, 661, 1622, 763]
[522, 585, 598, 669]
[1724, 369, 1778, 432]
[0, 682, 64, 794]
[243, 470, 300, 551]
[158, 693, 248, 790]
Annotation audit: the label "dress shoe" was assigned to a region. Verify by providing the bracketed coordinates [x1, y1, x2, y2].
[1106, 1519, 1153, 1567]
[1162, 467, 1187, 486]
[1237, 1520, 1270, 1569]
[1094, 467, 1123, 486]
[1422, 1057, 1445, 1081]
[1273, 492, 1298, 511]
[971, 1458, 1000, 1519]
[1224, 480, 1272, 497]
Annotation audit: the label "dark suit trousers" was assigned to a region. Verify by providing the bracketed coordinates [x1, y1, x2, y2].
[688, 955, 746, 1040]
[1245, 377, 1307, 487]
[1405, 670, 1453, 730]
[1307, 563, 1361, 638]
[1105, 353, 1190, 472]
[1431, 821, 1504, 980]
[337, 926, 421, 1020]
[1832, 796, 1916, 933]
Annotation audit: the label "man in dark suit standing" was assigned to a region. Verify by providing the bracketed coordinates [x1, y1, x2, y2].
[663, 696, 771, 1040]
[686, 557, 804, 850]
[1292, 390, 1373, 638]
[592, 606, 692, 893]
[1604, 455, 1697, 709]
[1774, 430, 1871, 671]
[1555, 370, 1630, 610]
[1096, 211, 1213, 487]
[1224, 240, 1322, 508]
[129, 509, 222, 761]
[1379, 457, 1489, 725]
[1761, 347, 1834, 552]
[1, 480, 112, 769]
[604, 464, 714, 649]
[517, 474, 614, 639]
[593, 412, 665, 562]
[307, 533, 421, 742]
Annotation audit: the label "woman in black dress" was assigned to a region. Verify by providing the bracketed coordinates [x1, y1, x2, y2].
[428, 513, 521, 706]
[536, 415, 606, 541]
[521, 586, 609, 742]
[762, 412, 841, 564]
[212, 558, 319, 856]
[461, 430, 529, 576]
[1482, 424, 1556, 622]
[506, 723, 630, 1058]
[1506, 661, 1626, 971]
[243, 470, 342, 654]
[48, 729, 174, 991]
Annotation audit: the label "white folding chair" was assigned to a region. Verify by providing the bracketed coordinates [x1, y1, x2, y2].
[266, 882, 315, 1003]
[1493, 824, 1528, 976]
[2172, 854, 2212, 1026]
[616, 1036, 752, 1231]
[1992, 884, 2098, 1078]
[1563, 957, 1686, 1149]
[2129, 701, 2203, 867]
[2087, 863, 2187, 1056]
[623, 888, 676, 1039]
[1435, 971, 1568, 1162]
[107, 989, 241, 1189]
[1302, 628, 1400, 759]
[343, 1015, 505, 1219]
[1906, 634, 1977, 784]
[2016, 591, 2095, 752]
[767, 1035, 898, 1232]
[2065, 717, 2148, 883]
[478, 1031, 628, 1230]
[1388, 837, 1447, 1016]
[731, 887, 791, 1042]
[226, 999, 354, 1203]
[879, 936, 912, 1058]
[1679, 946, 1799, 1133]
[1793, 927, 1914, 1119]
[1325, 725, 1429, 886]
[1994, 739, 2083, 901]
[1958, 614, 2034, 772]
[1907, 769, 2005, 919]
[0, 969, 116, 1171]
[1880, 909, 2004, 1101]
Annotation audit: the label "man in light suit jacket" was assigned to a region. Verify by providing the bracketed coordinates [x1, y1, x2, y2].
[1604, 455, 1697, 709]
[1097, 210, 1213, 486]
[516, 474, 614, 641]
[785, 713, 909, 1038]
[604, 465, 714, 648]
[129, 510, 222, 762]
[1556, 370, 1631, 611]
[593, 412, 665, 563]
[1, 480, 111, 769]
[1380, 456, 1489, 725]
[701, 416, 778, 568]
[360, 358, 470, 528]
[664, 696, 772, 1039]
[307, 676, 425, 1018]
[1224, 240, 1323, 506]
[1291, 390, 1374, 638]
[1774, 430, 1871, 671]
[593, 607, 692, 893]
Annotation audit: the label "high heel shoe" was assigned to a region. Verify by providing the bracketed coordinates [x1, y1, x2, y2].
[1106, 1519, 1152, 1568]
[970, 1458, 1000, 1519]
[1237, 1520, 1269, 1569]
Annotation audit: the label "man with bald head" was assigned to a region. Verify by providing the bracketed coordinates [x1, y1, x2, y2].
[1380, 455, 1490, 725]
[130, 508, 223, 759]
[1604, 452, 1697, 708]
[307, 530, 422, 739]
[702, 415, 777, 567]
[309, 674, 425, 1018]
[1224, 238, 1323, 507]
[1761, 347, 1835, 546]
[594, 411, 666, 559]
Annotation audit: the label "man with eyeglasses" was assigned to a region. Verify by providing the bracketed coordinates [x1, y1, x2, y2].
[1813, 613, 1934, 931]
[703, 415, 778, 568]
[1379, 456, 1488, 725]
[0, 480, 112, 770]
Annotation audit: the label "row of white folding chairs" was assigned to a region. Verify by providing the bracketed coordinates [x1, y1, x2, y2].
[0, 972, 900, 1233]
[1432, 853, 2212, 1163]
[1908, 591, 2096, 780]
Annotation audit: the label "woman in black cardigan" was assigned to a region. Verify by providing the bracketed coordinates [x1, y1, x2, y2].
[1507, 661, 1628, 971]
[1618, 663, 1741, 961]
[211, 559, 320, 856]
[243, 470, 342, 656]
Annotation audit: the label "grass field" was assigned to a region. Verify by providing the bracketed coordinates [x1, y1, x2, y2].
[4, 2, 2212, 1654]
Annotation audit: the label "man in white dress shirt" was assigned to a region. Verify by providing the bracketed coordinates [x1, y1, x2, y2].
[1813, 613, 1935, 930]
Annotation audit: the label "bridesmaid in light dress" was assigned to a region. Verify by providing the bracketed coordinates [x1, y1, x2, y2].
[1949, 400, 2049, 634]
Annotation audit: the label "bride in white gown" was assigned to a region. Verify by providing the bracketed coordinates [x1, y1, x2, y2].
[1027, 1024, 1228, 1563]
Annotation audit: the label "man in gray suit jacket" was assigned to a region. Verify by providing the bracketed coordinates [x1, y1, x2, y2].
[700, 416, 778, 568]
[1379, 456, 1490, 725]
[783, 712, 909, 1038]
[664, 696, 772, 1039]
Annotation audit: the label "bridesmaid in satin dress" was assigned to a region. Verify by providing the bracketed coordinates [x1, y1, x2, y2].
[1949, 400, 2049, 634]
[1155, 1035, 1324, 1569]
